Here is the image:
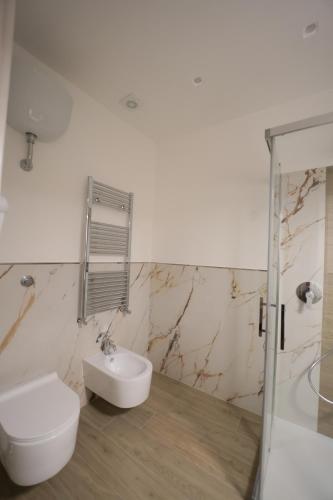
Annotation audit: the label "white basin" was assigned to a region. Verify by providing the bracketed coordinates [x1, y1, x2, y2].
[83, 347, 152, 408]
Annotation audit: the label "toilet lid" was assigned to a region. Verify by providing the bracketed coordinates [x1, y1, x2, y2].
[0, 373, 80, 442]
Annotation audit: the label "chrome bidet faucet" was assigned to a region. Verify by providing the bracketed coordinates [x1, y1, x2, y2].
[96, 332, 117, 355]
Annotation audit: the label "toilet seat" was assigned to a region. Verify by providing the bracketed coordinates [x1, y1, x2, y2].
[0, 372, 80, 443]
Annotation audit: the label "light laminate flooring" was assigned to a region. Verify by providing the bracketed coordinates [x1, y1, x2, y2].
[0, 373, 261, 500]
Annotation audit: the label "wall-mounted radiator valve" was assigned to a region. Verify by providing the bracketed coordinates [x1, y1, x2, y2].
[20, 275, 35, 287]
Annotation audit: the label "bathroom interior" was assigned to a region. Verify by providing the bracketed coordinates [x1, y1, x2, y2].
[0, 1, 333, 499]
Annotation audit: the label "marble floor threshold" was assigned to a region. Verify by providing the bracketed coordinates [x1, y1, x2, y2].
[0, 373, 261, 500]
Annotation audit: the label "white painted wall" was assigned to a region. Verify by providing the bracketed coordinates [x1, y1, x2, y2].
[2, 46, 333, 271]
[153, 89, 333, 270]
[0, 0, 15, 190]
[0, 46, 156, 263]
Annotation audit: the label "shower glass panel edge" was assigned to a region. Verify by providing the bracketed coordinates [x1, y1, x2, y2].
[257, 136, 281, 500]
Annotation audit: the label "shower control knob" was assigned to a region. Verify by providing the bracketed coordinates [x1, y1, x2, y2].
[296, 282, 322, 305]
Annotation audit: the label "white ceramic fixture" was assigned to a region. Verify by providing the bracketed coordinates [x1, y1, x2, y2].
[7, 45, 73, 142]
[0, 373, 80, 486]
[83, 346, 152, 408]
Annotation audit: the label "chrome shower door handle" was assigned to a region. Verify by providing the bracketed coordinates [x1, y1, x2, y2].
[258, 296, 266, 337]
[280, 304, 285, 351]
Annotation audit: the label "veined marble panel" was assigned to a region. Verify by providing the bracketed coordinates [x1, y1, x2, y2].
[276, 168, 326, 430]
[0, 262, 152, 405]
[0, 260, 266, 415]
[147, 264, 266, 415]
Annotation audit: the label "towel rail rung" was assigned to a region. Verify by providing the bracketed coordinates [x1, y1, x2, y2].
[93, 180, 129, 197]
[88, 271, 128, 277]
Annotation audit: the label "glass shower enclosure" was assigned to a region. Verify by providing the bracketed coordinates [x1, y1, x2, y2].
[257, 112, 333, 500]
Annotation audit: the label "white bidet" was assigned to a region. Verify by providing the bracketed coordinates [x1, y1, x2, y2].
[83, 346, 152, 408]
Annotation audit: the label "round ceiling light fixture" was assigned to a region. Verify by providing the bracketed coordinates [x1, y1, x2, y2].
[126, 98, 138, 110]
[120, 93, 141, 111]
[192, 76, 203, 87]
[303, 22, 318, 38]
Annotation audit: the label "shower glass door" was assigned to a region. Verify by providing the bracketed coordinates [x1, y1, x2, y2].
[258, 114, 333, 500]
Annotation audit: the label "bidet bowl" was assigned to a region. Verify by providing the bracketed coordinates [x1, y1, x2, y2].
[105, 352, 147, 378]
[83, 347, 152, 408]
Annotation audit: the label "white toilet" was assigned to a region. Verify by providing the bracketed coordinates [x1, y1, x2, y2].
[0, 372, 80, 486]
[83, 346, 152, 408]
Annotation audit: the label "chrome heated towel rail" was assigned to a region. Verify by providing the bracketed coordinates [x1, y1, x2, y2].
[78, 177, 133, 324]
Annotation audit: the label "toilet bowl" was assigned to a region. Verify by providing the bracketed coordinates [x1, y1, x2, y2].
[0, 372, 80, 486]
[83, 346, 152, 408]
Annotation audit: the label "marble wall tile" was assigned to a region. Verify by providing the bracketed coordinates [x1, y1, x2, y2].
[0, 259, 266, 416]
[147, 264, 266, 415]
[0, 262, 152, 405]
[276, 168, 326, 430]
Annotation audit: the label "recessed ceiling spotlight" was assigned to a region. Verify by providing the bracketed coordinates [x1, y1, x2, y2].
[303, 22, 318, 38]
[120, 93, 141, 111]
[126, 99, 138, 109]
[192, 76, 203, 87]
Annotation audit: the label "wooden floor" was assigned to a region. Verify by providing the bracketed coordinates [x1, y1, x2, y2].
[0, 373, 261, 500]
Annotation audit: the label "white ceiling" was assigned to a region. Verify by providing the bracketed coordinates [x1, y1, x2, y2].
[14, 0, 333, 142]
